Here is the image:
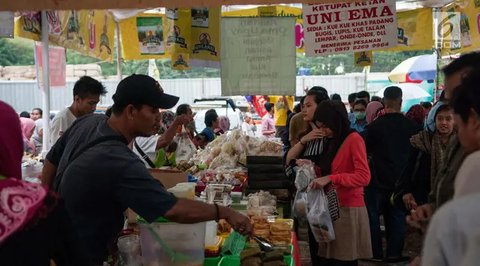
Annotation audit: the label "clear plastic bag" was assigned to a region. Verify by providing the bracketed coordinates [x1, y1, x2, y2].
[293, 191, 308, 218]
[175, 126, 197, 163]
[295, 161, 316, 191]
[306, 189, 335, 243]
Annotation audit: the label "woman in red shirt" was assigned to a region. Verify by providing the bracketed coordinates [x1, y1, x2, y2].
[306, 101, 372, 266]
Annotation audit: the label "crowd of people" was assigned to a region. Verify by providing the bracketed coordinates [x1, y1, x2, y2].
[1, 52, 480, 266]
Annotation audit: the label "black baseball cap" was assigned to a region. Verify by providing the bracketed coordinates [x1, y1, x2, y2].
[112, 74, 179, 109]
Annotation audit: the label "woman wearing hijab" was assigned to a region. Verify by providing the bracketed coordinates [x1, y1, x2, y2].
[215, 115, 230, 135]
[0, 101, 86, 265]
[422, 71, 480, 266]
[32, 118, 44, 155]
[365, 101, 384, 124]
[406, 104, 426, 127]
[395, 104, 455, 212]
[20, 117, 36, 153]
[303, 101, 372, 266]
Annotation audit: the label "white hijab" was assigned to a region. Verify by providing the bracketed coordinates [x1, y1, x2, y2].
[454, 150, 480, 199]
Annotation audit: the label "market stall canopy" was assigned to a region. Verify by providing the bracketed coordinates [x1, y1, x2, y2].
[0, 0, 454, 11]
[376, 83, 431, 100]
[388, 54, 437, 83]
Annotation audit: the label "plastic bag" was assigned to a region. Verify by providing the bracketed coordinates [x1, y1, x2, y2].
[175, 126, 197, 163]
[306, 189, 335, 242]
[295, 161, 316, 191]
[293, 191, 308, 217]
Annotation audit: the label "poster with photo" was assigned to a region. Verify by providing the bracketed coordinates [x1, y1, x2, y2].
[137, 17, 165, 55]
[191, 8, 209, 28]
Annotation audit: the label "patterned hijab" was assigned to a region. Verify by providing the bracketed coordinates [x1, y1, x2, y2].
[406, 104, 426, 127]
[0, 101, 47, 243]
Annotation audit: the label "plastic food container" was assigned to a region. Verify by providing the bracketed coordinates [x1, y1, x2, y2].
[204, 236, 222, 257]
[139, 218, 206, 266]
[167, 182, 196, 199]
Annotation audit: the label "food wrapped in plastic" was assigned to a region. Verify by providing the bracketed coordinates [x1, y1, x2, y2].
[208, 153, 237, 170]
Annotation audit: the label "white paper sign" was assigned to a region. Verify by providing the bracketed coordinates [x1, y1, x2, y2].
[221, 17, 296, 96]
[303, 0, 397, 56]
[0, 12, 14, 38]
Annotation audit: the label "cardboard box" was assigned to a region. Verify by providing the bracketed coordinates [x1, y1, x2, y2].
[127, 169, 188, 223]
[148, 168, 188, 189]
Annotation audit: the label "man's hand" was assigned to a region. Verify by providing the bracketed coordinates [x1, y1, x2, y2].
[403, 193, 418, 211]
[174, 114, 192, 127]
[406, 203, 433, 233]
[309, 176, 332, 190]
[223, 208, 252, 236]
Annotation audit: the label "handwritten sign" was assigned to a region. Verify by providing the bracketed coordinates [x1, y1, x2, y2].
[221, 17, 296, 96]
[303, 0, 397, 56]
[0, 12, 13, 38]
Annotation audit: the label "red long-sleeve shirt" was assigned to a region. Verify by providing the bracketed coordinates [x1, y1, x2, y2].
[329, 132, 371, 207]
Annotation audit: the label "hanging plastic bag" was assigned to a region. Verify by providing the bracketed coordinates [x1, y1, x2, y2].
[175, 126, 197, 163]
[295, 161, 316, 191]
[306, 188, 335, 242]
[293, 161, 315, 218]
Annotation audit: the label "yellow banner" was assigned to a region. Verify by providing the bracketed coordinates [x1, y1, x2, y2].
[165, 8, 191, 55]
[171, 52, 190, 70]
[439, 0, 480, 55]
[354, 51, 373, 67]
[190, 8, 221, 65]
[15, 11, 114, 61]
[386, 8, 434, 52]
[120, 13, 169, 60]
[223, 6, 304, 53]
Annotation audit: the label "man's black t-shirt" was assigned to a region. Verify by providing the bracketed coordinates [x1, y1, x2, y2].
[47, 114, 177, 264]
[365, 113, 421, 191]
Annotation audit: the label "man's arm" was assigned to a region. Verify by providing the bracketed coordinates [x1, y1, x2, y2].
[41, 159, 57, 188]
[164, 198, 252, 234]
[156, 115, 190, 149]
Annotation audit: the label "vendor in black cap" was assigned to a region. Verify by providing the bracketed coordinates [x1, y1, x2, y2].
[41, 74, 252, 265]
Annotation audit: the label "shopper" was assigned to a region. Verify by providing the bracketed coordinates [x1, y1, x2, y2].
[41, 75, 252, 264]
[30, 107, 43, 121]
[306, 101, 372, 266]
[349, 99, 368, 133]
[408, 52, 480, 229]
[365, 86, 421, 263]
[201, 109, 219, 143]
[20, 117, 35, 153]
[50, 76, 106, 146]
[422, 70, 480, 266]
[0, 100, 87, 265]
[241, 112, 256, 137]
[261, 102, 276, 137]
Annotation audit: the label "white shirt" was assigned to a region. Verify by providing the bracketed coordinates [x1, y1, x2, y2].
[422, 193, 480, 266]
[133, 135, 160, 168]
[50, 107, 76, 146]
[454, 150, 480, 199]
[241, 121, 256, 137]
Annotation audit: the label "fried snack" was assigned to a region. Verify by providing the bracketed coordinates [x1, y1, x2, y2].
[269, 222, 291, 232]
[253, 223, 270, 230]
[270, 235, 292, 245]
[252, 228, 270, 237]
[217, 219, 232, 234]
[269, 230, 291, 237]
[241, 257, 262, 266]
[263, 250, 284, 262]
[263, 261, 286, 266]
[250, 216, 268, 224]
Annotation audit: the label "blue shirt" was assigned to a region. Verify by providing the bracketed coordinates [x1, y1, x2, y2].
[201, 127, 215, 142]
[349, 113, 367, 133]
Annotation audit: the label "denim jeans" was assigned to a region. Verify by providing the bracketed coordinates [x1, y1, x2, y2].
[365, 186, 406, 259]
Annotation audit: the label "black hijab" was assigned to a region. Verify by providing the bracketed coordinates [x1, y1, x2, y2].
[312, 100, 355, 175]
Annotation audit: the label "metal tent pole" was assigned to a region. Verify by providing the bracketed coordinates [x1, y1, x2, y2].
[41, 10, 51, 156]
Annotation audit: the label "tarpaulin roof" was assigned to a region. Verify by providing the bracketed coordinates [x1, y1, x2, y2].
[0, 0, 453, 12]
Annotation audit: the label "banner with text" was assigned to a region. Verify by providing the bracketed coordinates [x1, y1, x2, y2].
[438, 0, 480, 55]
[303, 0, 397, 56]
[34, 43, 66, 88]
[189, 7, 221, 68]
[15, 11, 114, 61]
[221, 17, 296, 96]
[386, 8, 433, 52]
[223, 6, 305, 53]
